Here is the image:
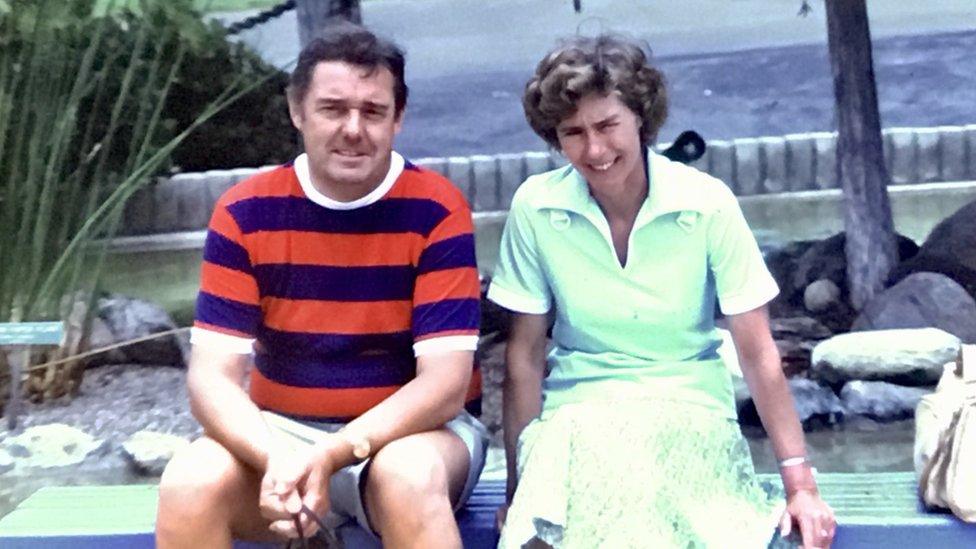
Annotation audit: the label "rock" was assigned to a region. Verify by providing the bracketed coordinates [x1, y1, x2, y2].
[810, 328, 960, 386]
[766, 316, 832, 375]
[775, 338, 815, 376]
[840, 381, 932, 421]
[804, 278, 841, 313]
[0, 447, 13, 474]
[0, 424, 103, 469]
[738, 378, 843, 429]
[120, 431, 190, 476]
[768, 316, 833, 341]
[852, 272, 976, 344]
[789, 378, 844, 425]
[87, 294, 188, 367]
[889, 254, 976, 300]
[792, 233, 919, 298]
[762, 239, 816, 317]
[917, 199, 976, 274]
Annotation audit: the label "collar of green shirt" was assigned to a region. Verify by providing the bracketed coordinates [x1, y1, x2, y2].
[533, 149, 708, 229]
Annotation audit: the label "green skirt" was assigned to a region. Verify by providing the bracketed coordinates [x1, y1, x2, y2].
[498, 398, 787, 548]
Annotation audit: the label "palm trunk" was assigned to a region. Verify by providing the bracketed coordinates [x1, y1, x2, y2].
[295, 0, 362, 48]
[825, 0, 897, 311]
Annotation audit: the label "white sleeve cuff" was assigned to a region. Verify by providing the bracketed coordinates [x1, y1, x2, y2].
[718, 276, 780, 316]
[413, 335, 479, 357]
[190, 327, 255, 355]
[486, 283, 550, 315]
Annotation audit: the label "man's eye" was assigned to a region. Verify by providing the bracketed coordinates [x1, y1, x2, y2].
[364, 109, 385, 120]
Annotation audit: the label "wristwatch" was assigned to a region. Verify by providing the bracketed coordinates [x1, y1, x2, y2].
[338, 429, 371, 462]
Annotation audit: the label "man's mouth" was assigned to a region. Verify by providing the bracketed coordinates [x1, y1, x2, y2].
[334, 149, 368, 158]
[590, 159, 615, 172]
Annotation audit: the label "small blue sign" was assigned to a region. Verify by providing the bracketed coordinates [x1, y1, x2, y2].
[0, 322, 64, 346]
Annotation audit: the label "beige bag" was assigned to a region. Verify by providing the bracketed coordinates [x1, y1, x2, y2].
[915, 344, 976, 522]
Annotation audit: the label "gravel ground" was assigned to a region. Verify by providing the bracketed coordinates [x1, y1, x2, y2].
[0, 363, 201, 442]
[0, 363, 201, 519]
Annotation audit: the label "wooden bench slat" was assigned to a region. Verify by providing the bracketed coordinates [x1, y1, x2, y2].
[1, 473, 974, 548]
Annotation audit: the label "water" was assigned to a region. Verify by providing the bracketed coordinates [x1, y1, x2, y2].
[746, 418, 917, 474]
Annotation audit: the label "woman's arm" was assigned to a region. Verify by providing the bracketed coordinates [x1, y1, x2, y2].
[727, 305, 836, 548]
[502, 312, 550, 503]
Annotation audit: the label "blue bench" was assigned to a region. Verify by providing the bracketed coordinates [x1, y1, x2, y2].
[1, 473, 973, 547]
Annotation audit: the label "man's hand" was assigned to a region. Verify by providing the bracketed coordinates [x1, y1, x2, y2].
[779, 488, 836, 548]
[260, 444, 337, 539]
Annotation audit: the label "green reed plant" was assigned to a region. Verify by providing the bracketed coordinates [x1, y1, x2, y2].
[0, 0, 276, 326]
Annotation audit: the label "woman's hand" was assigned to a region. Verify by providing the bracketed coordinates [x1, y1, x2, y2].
[779, 488, 836, 548]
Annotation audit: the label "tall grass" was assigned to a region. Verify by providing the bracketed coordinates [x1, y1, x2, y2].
[0, 0, 276, 381]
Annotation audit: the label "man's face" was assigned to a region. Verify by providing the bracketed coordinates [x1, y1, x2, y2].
[289, 61, 403, 201]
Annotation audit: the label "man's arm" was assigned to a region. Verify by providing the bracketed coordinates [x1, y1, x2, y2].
[186, 344, 273, 471]
[323, 349, 474, 469]
[727, 305, 835, 548]
[501, 313, 549, 503]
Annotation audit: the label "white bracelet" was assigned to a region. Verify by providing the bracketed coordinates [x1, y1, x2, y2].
[778, 456, 809, 468]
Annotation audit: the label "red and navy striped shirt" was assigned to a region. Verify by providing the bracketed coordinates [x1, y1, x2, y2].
[193, 153, 481, 421]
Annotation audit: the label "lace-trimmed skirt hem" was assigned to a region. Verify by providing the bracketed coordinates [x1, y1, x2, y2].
[498, 398, 787, 549]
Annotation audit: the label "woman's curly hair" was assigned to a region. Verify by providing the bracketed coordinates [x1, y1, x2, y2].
[523, 34, 668, 149]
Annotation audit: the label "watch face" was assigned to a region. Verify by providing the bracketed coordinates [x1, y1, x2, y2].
[352, 438, 371, 460]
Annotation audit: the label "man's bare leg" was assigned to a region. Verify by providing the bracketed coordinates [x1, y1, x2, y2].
[156, 437, 281, 549]
[363, 429, 471, 549]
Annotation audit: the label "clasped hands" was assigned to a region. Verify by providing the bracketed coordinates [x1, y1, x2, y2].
[259, 441, 339, 539]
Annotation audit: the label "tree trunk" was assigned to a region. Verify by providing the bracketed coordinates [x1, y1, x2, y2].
[295, 0, 362, 48]
[824, 0, 897, 311]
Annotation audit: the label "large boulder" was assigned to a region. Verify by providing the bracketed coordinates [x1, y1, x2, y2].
[852, 272, 976, 344]
[888, 253, 976, 299]
[86, 294, 189, 367]
[810, 328, 960, 386]
[840, 381, 931, 421]
[917, 200, 976, 274]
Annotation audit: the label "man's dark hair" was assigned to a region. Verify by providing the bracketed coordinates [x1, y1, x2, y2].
[287, 21, 408, 115]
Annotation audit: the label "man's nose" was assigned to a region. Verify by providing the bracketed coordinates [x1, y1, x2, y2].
[342, 110, 364, 138]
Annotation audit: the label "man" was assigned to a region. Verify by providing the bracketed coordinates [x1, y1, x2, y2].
[156, 22, 486, 548]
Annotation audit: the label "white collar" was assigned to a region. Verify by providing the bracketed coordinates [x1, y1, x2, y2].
[294, 151, 404, 210]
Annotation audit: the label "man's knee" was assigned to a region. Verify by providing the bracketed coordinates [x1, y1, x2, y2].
[369, 438, 451, 499]
[365, 434, 464, 520]
[158, 437, 247, 520]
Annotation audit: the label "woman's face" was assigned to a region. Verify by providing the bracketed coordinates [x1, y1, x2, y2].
[556, 92, 645, 195]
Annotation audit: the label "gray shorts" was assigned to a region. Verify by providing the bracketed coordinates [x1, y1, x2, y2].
[262, 410, 489, 539]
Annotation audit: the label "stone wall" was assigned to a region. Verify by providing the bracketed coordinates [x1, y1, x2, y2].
[120, 124, 976, 236]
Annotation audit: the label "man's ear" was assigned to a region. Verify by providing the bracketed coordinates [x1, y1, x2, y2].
[393, 109, 404, 134]
[287, 88, 304, 132]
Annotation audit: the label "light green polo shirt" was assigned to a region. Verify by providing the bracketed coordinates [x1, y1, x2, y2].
[487, 150, 778, 419]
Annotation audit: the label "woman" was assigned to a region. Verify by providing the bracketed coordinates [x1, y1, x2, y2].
[488, 35, 835, 548]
